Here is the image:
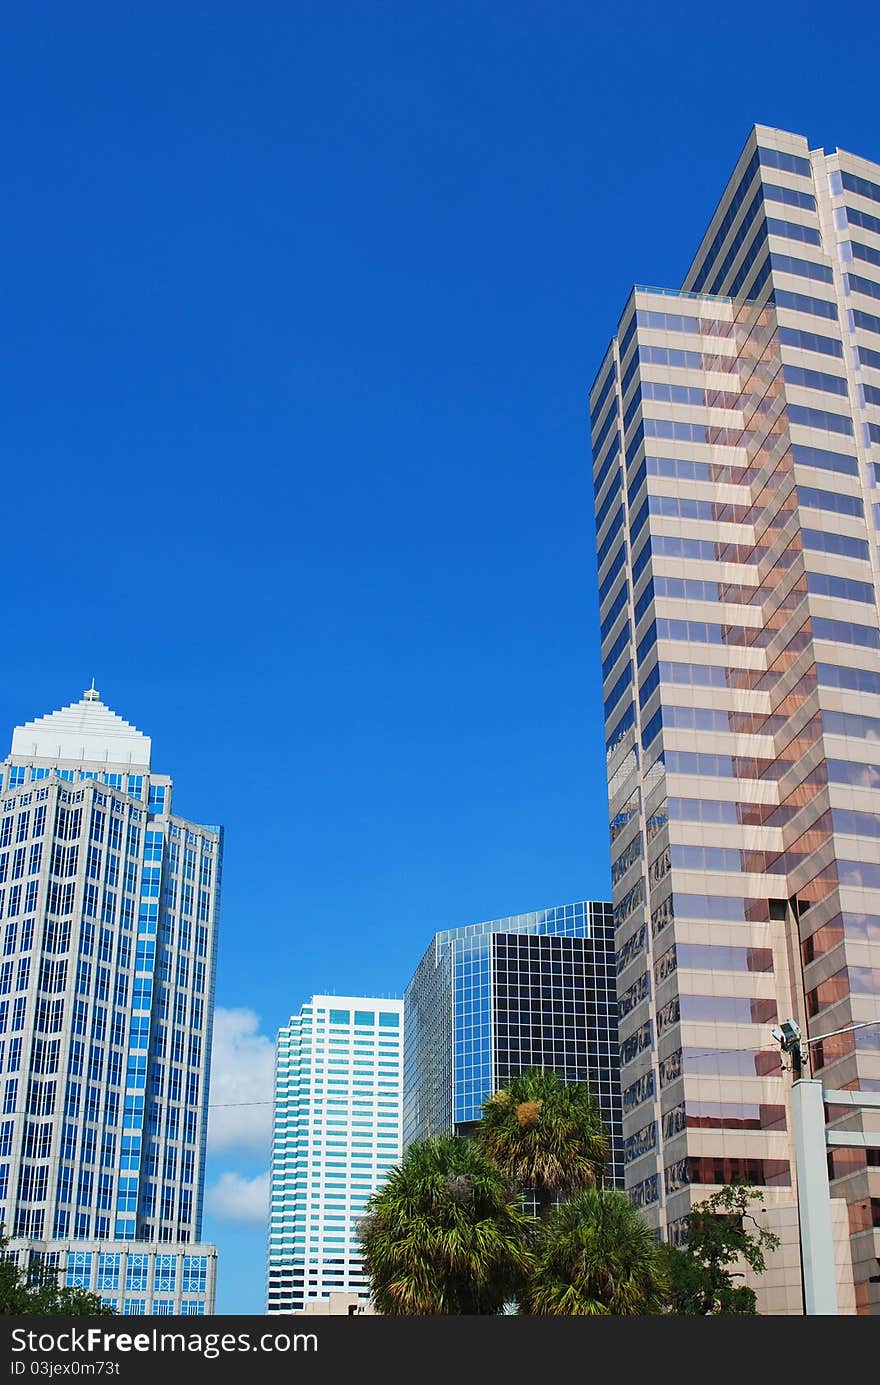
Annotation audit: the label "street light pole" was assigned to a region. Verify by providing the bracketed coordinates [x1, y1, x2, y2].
[772, 1016, 880, 1315]
[791, 1078, 839, 1315]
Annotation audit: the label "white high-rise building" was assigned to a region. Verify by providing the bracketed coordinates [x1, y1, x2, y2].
[0, 687, 221, 1313]
[266, 995, 403, 1314]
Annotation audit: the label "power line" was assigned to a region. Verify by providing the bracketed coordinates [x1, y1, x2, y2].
[12, 1025, 880, 1120]
[208, 1100, 272, 1108]
[802, 1017, 880, 1045]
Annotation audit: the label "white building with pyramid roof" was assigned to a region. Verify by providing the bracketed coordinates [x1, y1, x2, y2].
[11, 685, 152, 767]
[0, 687, 223, 1313]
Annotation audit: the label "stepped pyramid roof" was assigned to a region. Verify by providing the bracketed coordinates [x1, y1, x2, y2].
[10, 684, 152, 767]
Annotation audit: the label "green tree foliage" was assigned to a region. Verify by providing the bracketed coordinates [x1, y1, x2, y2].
[0, 1229, 115, 1315]
[362, 1075, 778, 1318]
[519, 1187, 669, 1315]
[474, 1067, 610, 1219]
[357, 1135, 537, 1314]
[657, 1184, 781, 1315]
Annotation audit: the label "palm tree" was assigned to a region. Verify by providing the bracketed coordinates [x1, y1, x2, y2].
[475, 1067, 610, 1219]
[519, 1188, 668, 1315]
[357, 1135, 536, 1314]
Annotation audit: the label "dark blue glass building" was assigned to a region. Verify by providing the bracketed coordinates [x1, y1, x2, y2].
[403, 901, 623, 1187]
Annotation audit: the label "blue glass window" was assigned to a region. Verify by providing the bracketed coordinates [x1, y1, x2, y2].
[852, 240, 880, 270]
[772, 252, 833, 283]
[593, 433, 620, 500]
[846, 272, 880, 303]
[841, 169, 880, 205]
[798, 485, 862, 517]
[600, 581, 629, 643]
[802, 528, 869, 560]
[788, 403, 853, 435]
[66, 1252, 92, 1288]
[812, 617, 880, 649]
[597, 517, 624, 574]
[767, 216, 820, 245]
[636, 309, 700, 334]
[604, 663, 633, 719]
[592, 399, 619, 455]
[688, 149, 760, 291]
[783, 364, 847, 396]
[726, 245, 770, 298]
[758, 146, 811, 177]
[591, 361, 616, 418]
[619, 310, 637, 361]
[765, 182, 815, 211]
[807, 572, 874, 604]
[851, 308, 880, 336]
[603, 624, 631, 682]
[774, 288, 837, 319]
[641, 708, 663, 751]
[791, 443, 857, 475]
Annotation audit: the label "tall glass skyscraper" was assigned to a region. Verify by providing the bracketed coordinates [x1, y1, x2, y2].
[403, 901, 623, 1187]
[0, 688, 221, 1313]
[589, 125, 880, 1313]
[267, 995, 403, 1314]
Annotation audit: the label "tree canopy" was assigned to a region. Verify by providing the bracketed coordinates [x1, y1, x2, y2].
[360, 1071, 780, 1316]
[475, 1067, 610, 1219]
[357, 1135, 537, 1314]
[657, 1184, 781, 1315]
[0, 1229, 114, 1316]
[519, 1186, 669, 1315]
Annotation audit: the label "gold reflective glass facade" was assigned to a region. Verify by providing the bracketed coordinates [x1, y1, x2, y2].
[589, 125, 880, 1313]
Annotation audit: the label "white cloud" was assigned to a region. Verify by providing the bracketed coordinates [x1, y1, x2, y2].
[207, 1008, 275, 1156]
[205, 1171, 270, 1225]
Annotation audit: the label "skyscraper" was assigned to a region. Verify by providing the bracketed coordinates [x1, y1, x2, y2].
[267, 995, 403, 1315]
[0, 688, 221, 1313]
[403, 901, 623, 1187]
[589, 125, 880, 1313]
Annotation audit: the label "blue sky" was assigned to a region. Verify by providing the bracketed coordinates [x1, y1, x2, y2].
[1, 0, 878, 1315]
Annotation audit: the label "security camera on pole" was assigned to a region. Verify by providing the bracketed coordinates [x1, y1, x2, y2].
[771, 1020, 805, 1081]
[771, 1016, 880, 1315]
